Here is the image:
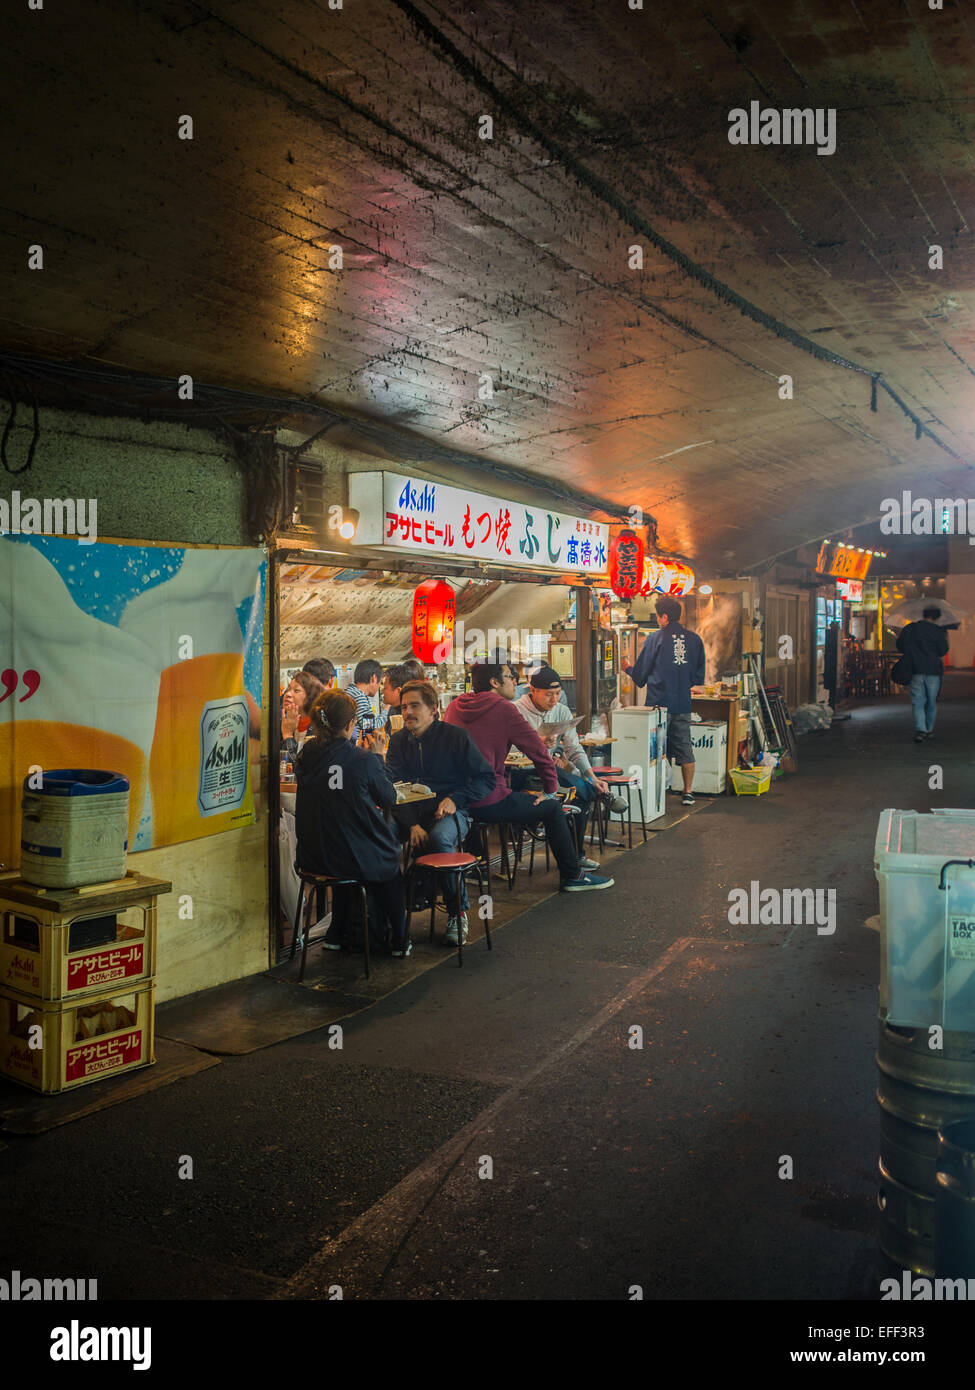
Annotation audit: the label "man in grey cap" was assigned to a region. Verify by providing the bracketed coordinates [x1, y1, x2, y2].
[514, 665, 628, 857]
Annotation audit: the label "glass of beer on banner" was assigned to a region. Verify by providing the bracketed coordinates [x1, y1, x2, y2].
[0, 541, 157, 869]
[119, 551, 262, 847]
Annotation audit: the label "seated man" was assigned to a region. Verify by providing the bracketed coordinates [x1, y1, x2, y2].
[513, 665, 628, 846]
[380, 661, 413, 734]
[444, 661, 613, 894]
[386, 680, 495, 946]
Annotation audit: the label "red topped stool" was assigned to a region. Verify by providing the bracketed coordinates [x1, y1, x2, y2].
[407, 851, 489, 966]
[600, 774, 648, 850]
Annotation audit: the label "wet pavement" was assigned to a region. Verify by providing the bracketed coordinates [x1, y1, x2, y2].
[2, 677, 973, 1301]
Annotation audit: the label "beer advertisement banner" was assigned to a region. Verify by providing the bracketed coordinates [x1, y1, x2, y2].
[0, 537, 266, 866]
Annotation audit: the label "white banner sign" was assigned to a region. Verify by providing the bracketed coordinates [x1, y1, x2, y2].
[349, 471, 609, 575]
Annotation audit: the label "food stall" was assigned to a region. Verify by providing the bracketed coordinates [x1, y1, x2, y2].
[270, 467, 621, 953]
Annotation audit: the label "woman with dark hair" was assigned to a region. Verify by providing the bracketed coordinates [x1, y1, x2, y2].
[294, 689, 411, 957]
[281, 670, 324, 764]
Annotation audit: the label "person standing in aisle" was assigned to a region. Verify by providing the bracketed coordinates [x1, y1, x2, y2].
[626, 595, 706, 806]
[896, 607, 949, 743]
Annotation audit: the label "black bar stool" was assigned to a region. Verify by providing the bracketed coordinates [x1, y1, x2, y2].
[526, 795, 584, 874]
[600, 774, 648, 850]
[407, 851, 489, 966]
[292, 870, 371, 981]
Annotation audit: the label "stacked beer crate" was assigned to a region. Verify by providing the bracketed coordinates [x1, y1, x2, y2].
[0, 873, 171, 1094]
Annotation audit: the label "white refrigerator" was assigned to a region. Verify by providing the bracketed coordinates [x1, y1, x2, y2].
[610, 705, 669, 823]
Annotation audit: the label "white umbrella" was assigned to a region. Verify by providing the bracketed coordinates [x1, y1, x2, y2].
[884, 598, 967, 629]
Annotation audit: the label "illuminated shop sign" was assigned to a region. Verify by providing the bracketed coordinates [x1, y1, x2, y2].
[348, 472, 609, 575]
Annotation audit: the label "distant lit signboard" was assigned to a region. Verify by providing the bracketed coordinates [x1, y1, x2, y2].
[836, 579, 863, 601]
[828, 548, 872, 581]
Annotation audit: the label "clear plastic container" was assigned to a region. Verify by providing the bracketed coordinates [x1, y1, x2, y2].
[875, 809, 975, 1029]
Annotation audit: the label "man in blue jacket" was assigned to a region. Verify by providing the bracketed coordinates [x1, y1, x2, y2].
[386, 679, 496, 947]
[626, 595, 706, 806]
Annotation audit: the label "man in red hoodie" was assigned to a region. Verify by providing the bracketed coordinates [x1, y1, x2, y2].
[444, 660, 614, 892]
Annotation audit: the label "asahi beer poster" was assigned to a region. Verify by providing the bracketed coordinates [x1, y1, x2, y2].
[0, 536, 266, 864]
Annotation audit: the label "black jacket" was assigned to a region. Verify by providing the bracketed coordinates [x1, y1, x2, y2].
[896, 620, 949, 676]
[386, 719, 495, 812]
[294, 736, 402, 882]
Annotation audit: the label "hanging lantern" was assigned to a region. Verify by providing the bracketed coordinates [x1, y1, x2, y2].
[650, 558, 695, 597]
[412, 579, 455, 663]
[641, 554, 661, 595]
[608, 528, 645, 599]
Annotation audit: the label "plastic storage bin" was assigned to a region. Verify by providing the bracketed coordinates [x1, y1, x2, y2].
[20, 770, 129, 889]
[729, 766, 772, 796]
[874, 809, 975, 1029]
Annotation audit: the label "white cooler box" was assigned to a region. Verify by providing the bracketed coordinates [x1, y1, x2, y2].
[610, 705, 668, 823]
[874, 808, 975, 1029]
[668, 720, 727, 795]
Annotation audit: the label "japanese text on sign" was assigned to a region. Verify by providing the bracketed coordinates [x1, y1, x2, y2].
[350, 472, 609, 574]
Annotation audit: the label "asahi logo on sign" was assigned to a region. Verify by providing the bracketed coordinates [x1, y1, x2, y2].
[198, 699, 249, 816]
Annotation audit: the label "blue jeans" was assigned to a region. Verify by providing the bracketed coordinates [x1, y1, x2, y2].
[909, 673, 941, 733]
[422, 810, 471, 914]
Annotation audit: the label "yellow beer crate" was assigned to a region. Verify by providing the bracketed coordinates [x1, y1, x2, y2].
[0, 982, 155, 1094]
[0, 872, 168, 1002]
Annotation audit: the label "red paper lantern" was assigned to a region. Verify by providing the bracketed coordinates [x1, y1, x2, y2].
[650, 559, 695, 597]
[608, 529, 645, 599]
[412, 579, 456, 663]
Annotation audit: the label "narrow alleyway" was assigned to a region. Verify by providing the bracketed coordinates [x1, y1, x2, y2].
[2, 678, 972, 1301]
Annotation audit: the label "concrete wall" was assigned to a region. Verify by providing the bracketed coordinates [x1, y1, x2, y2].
[2, 406, 269, 1002]
[0, 406, 250, 545]
[947, 538, 975, 669]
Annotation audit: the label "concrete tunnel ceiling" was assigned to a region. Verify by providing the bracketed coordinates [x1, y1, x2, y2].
[4, 0, 975, 570]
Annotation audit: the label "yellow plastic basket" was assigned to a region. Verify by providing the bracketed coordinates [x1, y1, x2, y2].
[729, 766, 773, 796]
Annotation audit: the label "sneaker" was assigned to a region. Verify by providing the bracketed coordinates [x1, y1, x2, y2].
[562, 871, 614, 892]
[681, 793, 696, 806]
[925, 731, 935, 740]
[913, 733, 925, 744]
[607, 793, 629, 813]
[579, 856, 601, 871]
[390, 938, 413, 958]
[445, 914, 469, 946]
[322, 940, 344, 952]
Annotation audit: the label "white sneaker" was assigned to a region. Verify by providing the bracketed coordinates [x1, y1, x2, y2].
[445, 914, 469, 946]
[580, 856, 601, 871]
